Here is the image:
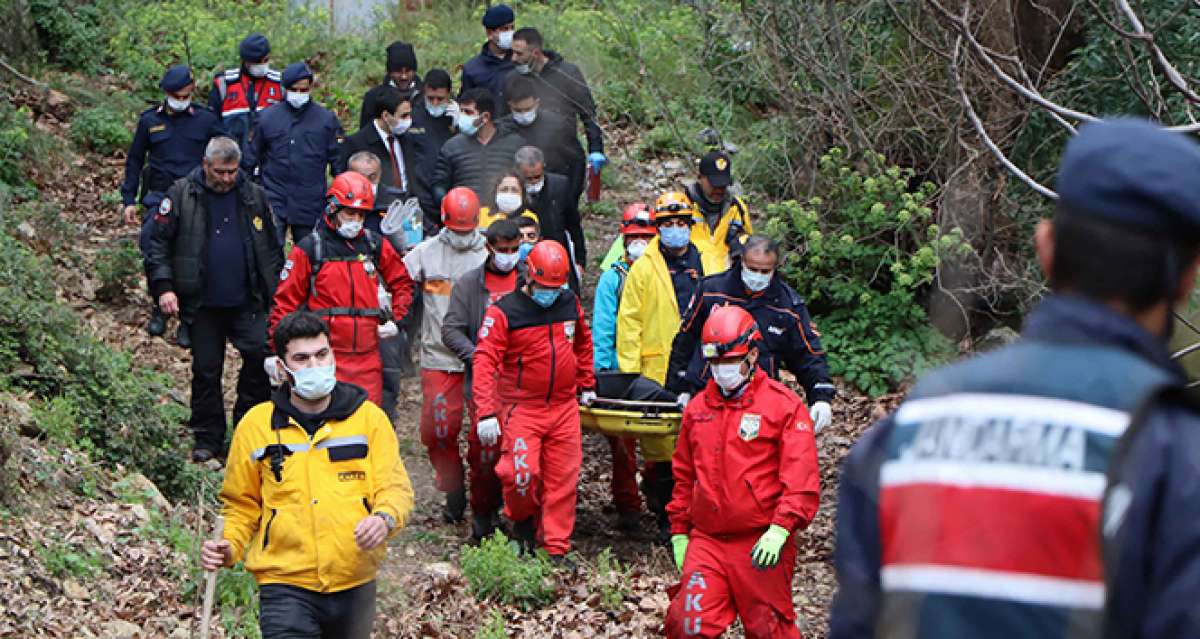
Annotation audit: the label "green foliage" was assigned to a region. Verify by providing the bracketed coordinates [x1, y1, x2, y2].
[474, 609, 508, 639]
[218, 564, 261, 638]
[766, 148, 970, 396]
[592, 547, 629, 610]
[38, 534, 107, 580]
[29, 0, 110, 73]
[32, 396, 84, 449]
[70, 106, 131, 156]
[461, 532, 557, 610]
[94, 237, 141, 303]
[0, 101, 31, 190]
[0, 232, 194, 499]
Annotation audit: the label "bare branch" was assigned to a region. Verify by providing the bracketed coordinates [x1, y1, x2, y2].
[1114, 0, 1200, 103]
[951, 36, 1060, 200]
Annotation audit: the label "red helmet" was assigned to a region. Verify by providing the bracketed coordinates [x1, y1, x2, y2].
[441, 187, 481, 231]
[327, 171, 375, 211]
[526, 240, 570, 288]
[701, 305, 761, 359]
[620, 203, 656, 237]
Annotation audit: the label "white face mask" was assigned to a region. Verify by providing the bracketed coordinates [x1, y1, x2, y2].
[495, 192, 522, 213]
[498, 31, 514, 50]
[447, 229, 477, 250]
[711, 360, 748, 393]
[512, 108, 537, 127]
[337, 220, 363, 239]
[515, 63, 533, 75]
[742, 268, 773, 292]
[247, 63, 269, 78]
[426, 102, 447, 118]
[286, 91, 310, 109]
[626, 238, 649, 260]
[166, 96, 191, 112]
[492, 250, 520, 272]
[525, 179, 544, 195]
[390, 118, 412, 135]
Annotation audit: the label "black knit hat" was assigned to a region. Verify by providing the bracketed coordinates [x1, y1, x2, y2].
[386, 41, 417, 72]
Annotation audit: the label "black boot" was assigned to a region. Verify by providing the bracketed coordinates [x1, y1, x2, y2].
[442, 488, 467, 523]
[146, 307, 167, 337]
[470, 510, 497, 543]
[512, 517, 537, 555]
[176, 320, 191, 349]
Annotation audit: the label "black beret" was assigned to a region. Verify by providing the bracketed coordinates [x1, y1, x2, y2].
[159, 65, 193, 92]
[482, 4, 514, 28]
[239, 33, 270, 61]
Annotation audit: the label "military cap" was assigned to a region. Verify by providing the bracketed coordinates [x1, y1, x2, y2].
[159, 65, 193, 92]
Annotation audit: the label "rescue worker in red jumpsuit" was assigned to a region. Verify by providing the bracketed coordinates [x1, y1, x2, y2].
[472, 240, 597, 566]
[665, 306, 819, 638]
[268, 172, 414, 404]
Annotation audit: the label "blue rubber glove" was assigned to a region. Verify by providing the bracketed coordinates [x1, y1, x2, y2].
[588, 152, 607, 171]
[671, 534, 689, 571]
[750, 524, 790, 570]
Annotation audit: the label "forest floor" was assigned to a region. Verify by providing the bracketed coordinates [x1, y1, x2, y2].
[0, 90, 901, 638]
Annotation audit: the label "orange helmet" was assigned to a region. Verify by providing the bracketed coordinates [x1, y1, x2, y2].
[526, 240, 570, 288]
[327, 172, 375, 211]
[701, 305, 761, 359]
[441, 187, 481, 231]
[620, 203, 656, 236]
[654, 191, 697, 222]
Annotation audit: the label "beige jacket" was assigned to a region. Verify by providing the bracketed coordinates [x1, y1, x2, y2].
[402, 229, 488, 372]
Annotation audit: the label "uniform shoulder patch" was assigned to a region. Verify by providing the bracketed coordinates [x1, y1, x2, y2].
[564, 320, 576, 340]
[148, 124, 167, 133]
[154, 198, 173, 224]
[738, 413, 761, 441]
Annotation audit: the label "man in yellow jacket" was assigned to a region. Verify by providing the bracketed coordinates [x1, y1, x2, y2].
[201, 310, 413, 638]
[686, 151, 753, 269]
[616, 191, 723, 542]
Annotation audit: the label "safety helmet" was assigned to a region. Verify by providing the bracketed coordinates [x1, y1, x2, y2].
[620, 203, 657, 236]
[327, 172, 375, 211]
[441, 187, 481, 232]
[701, 305, 761, 360]
[654, 191, 697, 222]
[526, 240, 570, 288]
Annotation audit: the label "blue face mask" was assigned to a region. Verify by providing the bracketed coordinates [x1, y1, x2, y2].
[659, 225, 691, 249]
[530, 286, 562, 308]
[518, 242, 535, 261]
[286, 363, 337, 400]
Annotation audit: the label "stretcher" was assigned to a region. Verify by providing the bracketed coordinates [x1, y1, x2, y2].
[580, 397, 682, 462]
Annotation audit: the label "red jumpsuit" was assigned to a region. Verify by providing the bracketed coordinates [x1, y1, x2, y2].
[665, 370, 819, 639]
[472, 288, 596, 556]
[270, 219, 413, 404]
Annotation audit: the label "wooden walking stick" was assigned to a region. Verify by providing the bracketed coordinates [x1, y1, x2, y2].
[200, 515, 225, 639]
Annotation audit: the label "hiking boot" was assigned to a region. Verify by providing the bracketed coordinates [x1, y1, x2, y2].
[176, 321, 191, 349]
[146, 307, 167, 337]
[617, 511, 641, 534]
[470, 510, 497, 543]
[549, 554, 577, 572]
[442, 488, 467, 524]
[512, 517, 537, 555]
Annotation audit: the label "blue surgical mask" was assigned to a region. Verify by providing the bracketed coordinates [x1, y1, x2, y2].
[426, 102, 447, 118]
[518, 241, 535, 261]
[287, 364, 337, 400]
[457, 112, 480, 136]
[741, 268, 773, 292]
[531, 286, 561, 308]
[512, 108, 537, 127]
[659, 225, 691, 249]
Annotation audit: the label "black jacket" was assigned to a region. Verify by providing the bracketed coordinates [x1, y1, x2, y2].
[496, 109, 585, 190]
[431, 129, 525, 211]
[461, 42, 513, 113]
[357, 76, 422, 131]
[338, 123, 432, 228]
[146, 168, 283, 317]
[666, 262, 835, 403]
[532, 51, 602, 154]
[527, 171, 585, 266]
[409, 96, 457, 230]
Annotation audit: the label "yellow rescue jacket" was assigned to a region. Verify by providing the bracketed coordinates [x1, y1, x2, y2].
[220, 384, 414, 593]
[478, 205, 538, 230]
[616, 237, 725, 384]
[687, 191, 753, 269]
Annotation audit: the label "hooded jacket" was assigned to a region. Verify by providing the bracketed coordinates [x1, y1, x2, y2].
[220, 383, 414, 593]
[402, 228, 489, 372]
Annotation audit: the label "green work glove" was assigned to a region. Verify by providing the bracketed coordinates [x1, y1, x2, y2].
[671, 534, 690, 571]
[750, 524, 790, 570]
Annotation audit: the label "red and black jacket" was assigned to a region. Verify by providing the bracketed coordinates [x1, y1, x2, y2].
[472, 288, 596, 419]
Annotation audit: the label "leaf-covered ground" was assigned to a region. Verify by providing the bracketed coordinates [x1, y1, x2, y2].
[0, 86, 899, 638]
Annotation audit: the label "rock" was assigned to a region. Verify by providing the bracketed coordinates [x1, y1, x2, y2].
[101, 619, 141, 638]
[123, 473, 172, 513]
[16, 221, 35, 242]
[423, 561, 458, 581]
[0, 393, 39, 437]
[62, 578, 89, 600]
[976, 326, 1019, 352]
[169, 627, 189, 639]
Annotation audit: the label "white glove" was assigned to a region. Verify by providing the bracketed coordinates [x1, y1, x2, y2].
[477, 417, 501, 447]
[810, 401, 832, 433]
[580, 390, 597, 406]
[264, 356, 286, 386]
[377, 320, 399, 339]
[676, 393, 691, 409]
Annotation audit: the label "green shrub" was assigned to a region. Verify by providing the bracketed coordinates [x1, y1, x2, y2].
[95, 237, 141, 303]
[70, 106, 131, 156]
[38, 534, 107, 580]
[29, 0, 110, 73]
[461, 532, 557, 610]
[0, 101, 31, 189]
[474, 610, 507, 639]
[765, 148, 970, 396]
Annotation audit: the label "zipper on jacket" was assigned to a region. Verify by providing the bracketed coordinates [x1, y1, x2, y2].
[263, 508, 277, 550]
[546, 324, 556, 404]
[362, 497, 372, 514]
[516, 356, 524, 389]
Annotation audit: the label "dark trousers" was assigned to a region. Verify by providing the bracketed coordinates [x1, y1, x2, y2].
[188, 304, 270, 452]
[273, 213, 316, 249]
[259, 581, 376, 639]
